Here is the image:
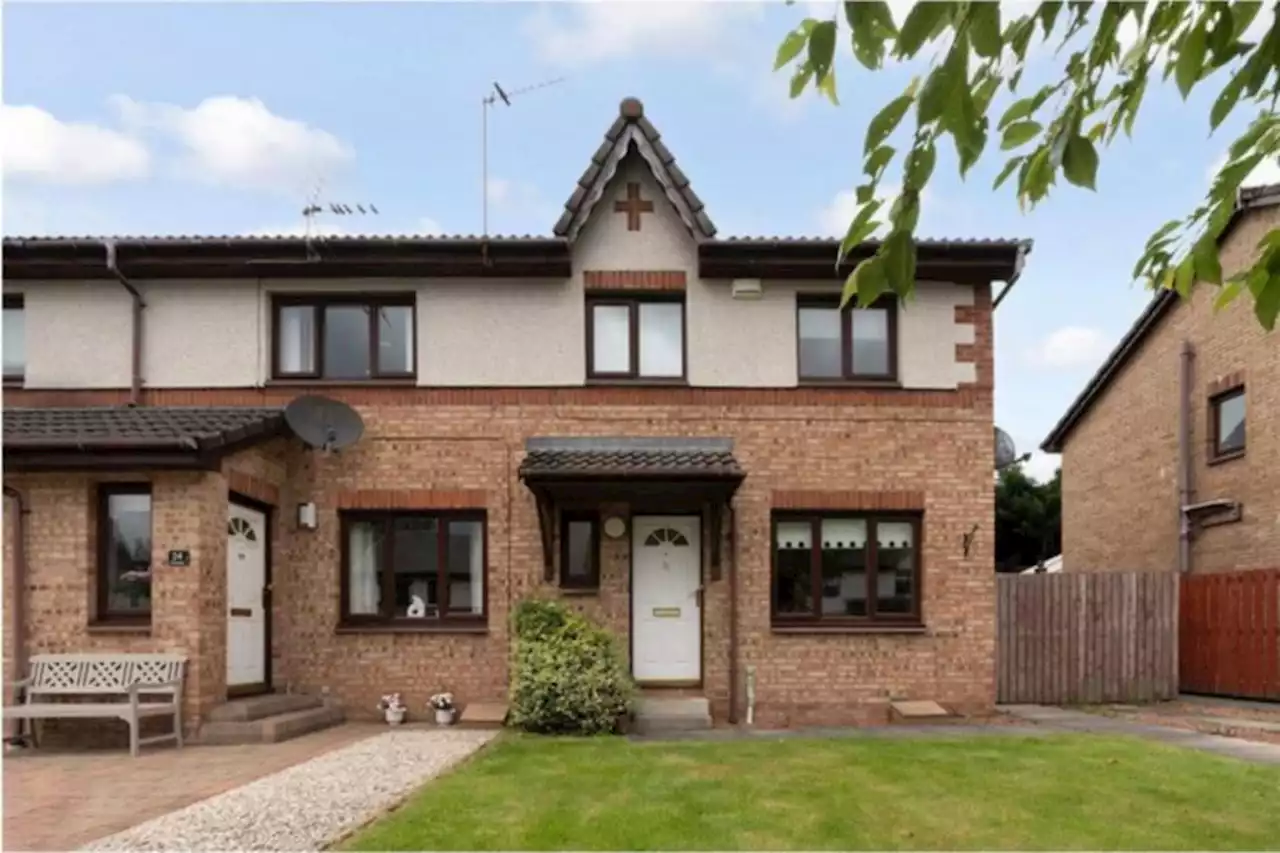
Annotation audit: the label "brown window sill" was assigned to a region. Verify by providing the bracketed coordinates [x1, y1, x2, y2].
[560, 587, 600, 597]
[797, 378, 901, 389]
[585, 378, 689, 387]
[1208, 449, 1245, 466]
[772, 624, 927, 636]
[335, 622, 488, 635]
[266, 378, 416, 387]
[88, 621, 152, 635]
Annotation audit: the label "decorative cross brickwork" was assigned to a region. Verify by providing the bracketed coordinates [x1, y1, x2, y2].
[614, 182, 654, 231]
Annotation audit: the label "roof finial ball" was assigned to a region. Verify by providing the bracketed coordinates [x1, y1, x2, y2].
[619, 97, 645, 119]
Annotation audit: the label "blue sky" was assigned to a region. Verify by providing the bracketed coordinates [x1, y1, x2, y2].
[5, 1, 1276, 480]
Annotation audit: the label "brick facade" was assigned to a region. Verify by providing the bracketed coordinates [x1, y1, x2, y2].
[3, 294, 997, 735]
[1059, 206, 1280, 574]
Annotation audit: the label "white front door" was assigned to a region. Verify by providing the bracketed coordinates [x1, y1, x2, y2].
[632, 516, 701, 683]
[226, 502, 268, 690]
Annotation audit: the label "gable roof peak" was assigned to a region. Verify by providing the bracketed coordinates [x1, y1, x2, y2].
[552, 97, 717, 241]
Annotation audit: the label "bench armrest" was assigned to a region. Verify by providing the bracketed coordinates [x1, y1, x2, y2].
[8, 678, 31, 690]
[127, 679, 184, 702]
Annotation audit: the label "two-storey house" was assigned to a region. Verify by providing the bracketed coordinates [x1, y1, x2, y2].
[3, 98, 1028, 741]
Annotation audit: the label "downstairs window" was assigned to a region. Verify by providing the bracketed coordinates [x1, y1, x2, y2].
[772, 512, 921, 626]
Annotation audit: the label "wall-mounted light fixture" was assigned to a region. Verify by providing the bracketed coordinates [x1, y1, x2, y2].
[603, 516, 627, 539]
[298, 502, 318, 530]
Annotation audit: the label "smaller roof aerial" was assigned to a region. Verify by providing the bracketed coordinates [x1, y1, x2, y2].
[284, 395, 364, 452]
[995, 426, 1023, 470]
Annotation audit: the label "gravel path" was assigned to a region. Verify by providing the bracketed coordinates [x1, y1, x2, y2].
[83, 729, 496, 851]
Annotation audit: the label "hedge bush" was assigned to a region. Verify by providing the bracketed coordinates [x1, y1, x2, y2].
[508, 599, 634, 735]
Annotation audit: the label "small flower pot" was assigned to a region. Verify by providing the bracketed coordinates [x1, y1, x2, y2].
[434, 708, 456, 726]
[385, 707, 407, 726]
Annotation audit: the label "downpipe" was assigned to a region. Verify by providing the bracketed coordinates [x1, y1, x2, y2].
[1178, 341, 1195, 574]
[3, 485, 30, 747]
[103, 239, 145, 406]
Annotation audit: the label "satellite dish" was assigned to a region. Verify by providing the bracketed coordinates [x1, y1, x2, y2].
[285, 395, 365, 452]
[994, 427, 1019, 469]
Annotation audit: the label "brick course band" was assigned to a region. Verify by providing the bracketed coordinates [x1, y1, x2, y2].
[584, 270, 687, 291]
[226, 470, 280, 507]
[772, 490, 926, 511]
[1207, 371, 1245, 396]
[336, 489, 488, 509]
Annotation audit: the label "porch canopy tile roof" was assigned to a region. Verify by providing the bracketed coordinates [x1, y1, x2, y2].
[3, 406, 286, 469]
[520, 437, 743, 480]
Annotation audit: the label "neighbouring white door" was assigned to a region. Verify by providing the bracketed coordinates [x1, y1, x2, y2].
[632, 516, 701, 683]
[226, 502, 268, 690]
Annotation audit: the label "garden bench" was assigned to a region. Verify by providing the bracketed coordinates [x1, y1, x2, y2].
[4, 653, 186, 756]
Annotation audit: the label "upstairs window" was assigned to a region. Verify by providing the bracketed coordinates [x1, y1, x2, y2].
[797, 295, 896, 382]
[587, 296, 684, 380]
[4, 295, 24, 382]
[273, 294, 414, 381]
[1210, 386, 1246, 461]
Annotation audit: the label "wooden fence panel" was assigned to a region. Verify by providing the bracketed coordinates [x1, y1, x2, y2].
[1180, 569, 1280, 701]
[997, 572, 1179, 704]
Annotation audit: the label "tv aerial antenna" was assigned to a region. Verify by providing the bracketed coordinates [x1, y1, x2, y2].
[301, 179, 381, 241]
[481, 77, 566, 237]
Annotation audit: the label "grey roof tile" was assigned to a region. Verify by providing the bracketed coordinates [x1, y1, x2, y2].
[3, 406, 285, 451]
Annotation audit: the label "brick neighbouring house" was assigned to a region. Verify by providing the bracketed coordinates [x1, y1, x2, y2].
[1041, 183, 1279, 575]
[2, 97, 1028, 743]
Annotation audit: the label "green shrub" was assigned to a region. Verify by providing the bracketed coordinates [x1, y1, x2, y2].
[508, 599, 634, 735]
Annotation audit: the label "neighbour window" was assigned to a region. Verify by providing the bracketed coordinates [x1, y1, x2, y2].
[4, 295, 25, 381]
[97, 484, 153, 622]
[1210, 387, 1246, 460]
[341, 511, 486, 626]
[772, 513, 920, 626]
[561, 514, 600, 590]
[273, 295, 415, 380]
[797, 295, 896, 381]
[587, 296, 684, 380]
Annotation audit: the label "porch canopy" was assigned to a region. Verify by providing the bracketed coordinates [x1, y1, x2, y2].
[518, 437, 745, 580]
[3, 406, 287, 471]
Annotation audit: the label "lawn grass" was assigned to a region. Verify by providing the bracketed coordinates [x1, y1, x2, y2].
[343, 733, 1280, 850]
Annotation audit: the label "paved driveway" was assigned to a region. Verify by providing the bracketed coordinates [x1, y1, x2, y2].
[3, 724, 380, 851]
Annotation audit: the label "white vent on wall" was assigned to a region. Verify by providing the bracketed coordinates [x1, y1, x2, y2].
[731, 279, 763, 300]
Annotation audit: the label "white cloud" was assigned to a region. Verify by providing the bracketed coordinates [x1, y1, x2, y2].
[1022, 449, 1060, 483]
[526, 0, 764, 67]
[1030, 325, 1110, 370]
[416, 217, 444, 236]
[485, 176, 555, 233]
[2, 104, 149, 185]
[110, 95, 353, 194]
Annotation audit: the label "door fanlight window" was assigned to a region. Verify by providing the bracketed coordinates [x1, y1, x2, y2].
[644, 527, 690, 547]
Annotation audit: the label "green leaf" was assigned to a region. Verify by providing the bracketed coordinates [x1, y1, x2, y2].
[1231, 2, 1263, 39]
[1173, 256, 1195, 297]
[1213, 278, 1245, 312]
[788, 65, 814, 99]
[1193, 238, 1224, 285]
[817, 69, 840, 105]
[856, 183, 875, 204]
[895, 2, 950, 58]
[918, 40, 967, 125]
[843, 256, 889, 308]
[864, 145, 896, 179]
[864, 94, 914, 154]
[1210, 76, 1245, 131]
[808, 20, 838, 79]
[1001, 120, 1043, 150]
[889, 190, 921, 233]
[845, 1, 895, 69]
[1062, 136, 1098, 190]
[1037, 1, 1063, 38]
[1175, 21, 1207, 98]
[969, 2, 1002, 58]
[1253, 273, 1280, 330]
[973, 74, 1000, 117]
[998, 97, 1039, 131]
[838, 199, 884, 266]
[882, 230, 917, 296]
[993, 157, 1023, 189]
[774, 29, 808, 70]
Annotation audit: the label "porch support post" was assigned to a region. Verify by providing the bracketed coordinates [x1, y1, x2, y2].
[706, 502, 724, 581]
[532, 488, 556, 582]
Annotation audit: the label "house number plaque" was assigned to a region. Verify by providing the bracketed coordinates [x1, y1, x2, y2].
[167, 550, 191, 567]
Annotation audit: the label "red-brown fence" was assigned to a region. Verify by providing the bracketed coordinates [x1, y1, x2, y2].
[1180, 568, 1280, 701]
[997, 572, 1179, 704]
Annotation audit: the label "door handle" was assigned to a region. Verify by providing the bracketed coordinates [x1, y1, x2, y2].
[695, 587, 704, 608]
